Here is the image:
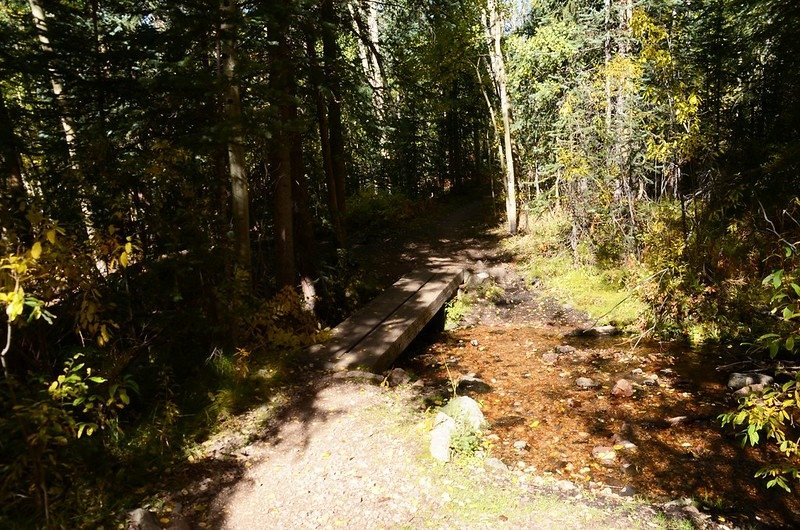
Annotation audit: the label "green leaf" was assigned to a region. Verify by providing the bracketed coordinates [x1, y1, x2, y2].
[88, 376, 107, 384]
[787, 336, 796, 352]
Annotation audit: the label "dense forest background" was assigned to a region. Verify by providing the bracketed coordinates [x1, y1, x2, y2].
[2, 0, 800, 526]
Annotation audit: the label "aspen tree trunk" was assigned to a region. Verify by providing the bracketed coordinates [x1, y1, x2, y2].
[485, 0, 517, 235]
[220, 0, 252, 285]
[28, 0, 93, 237]
[350, 0, 388, 189]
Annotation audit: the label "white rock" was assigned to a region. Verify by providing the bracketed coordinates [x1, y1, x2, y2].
[430, 412, 457, 462]
[441, 396, 486, 431]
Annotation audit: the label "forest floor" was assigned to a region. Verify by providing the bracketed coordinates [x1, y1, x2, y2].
[148, 193, 798, 530]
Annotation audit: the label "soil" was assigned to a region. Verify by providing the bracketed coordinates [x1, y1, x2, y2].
[146, 195, 800, 529]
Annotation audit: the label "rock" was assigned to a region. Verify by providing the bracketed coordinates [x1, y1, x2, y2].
[456, 373, 492, 394]
[485, 457, 509, 472]
[575, 377, 599, 390]
[611, 434, 637, 451]
[541, 352, 559, 365]
[555, 345, 576, 354]
[619, 485, 636, 497]
[470, 339, 480, 347]
[441, 396, 486, 431]
[556, 479, 577, 492]
[734, 382, 767, 397]
[727, 372, 773, 391]
[430, 412, 457, 462]
[128, 508, 161, 530]
[642, 374, 659, 386]
[465, 271, 491, 290]
[592, 446, 617, 464]
[513, 440, 529, 451]
[386, 367, 411, 386]
[581, 325, 619, 336]
[611, 379, 634, 398]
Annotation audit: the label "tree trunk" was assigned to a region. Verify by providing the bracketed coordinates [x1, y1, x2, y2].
[307, 36, 346, 249]
[28, 0, 93, 237]
[290, 130, 318, 311]
[322, 2, 347, 220]
[220, 0, 252, 286]
[485, 0, 517, 235]
[270, 23, 296, 289]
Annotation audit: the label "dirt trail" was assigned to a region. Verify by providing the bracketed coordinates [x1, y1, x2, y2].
[169, 197, 752, 529]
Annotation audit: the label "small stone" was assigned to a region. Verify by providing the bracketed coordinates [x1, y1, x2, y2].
[485, 457, 508, 472]
[128, 508, 161, 530]
[470, 339, 480, 347]
[541, 352, 559, 365]
[734, 383, 767, 397]
[386, 367, 411, 386]
[456, 374, 492, 394]
[611, 379, 634, 398]
[642, 374, 659, 386]
[592, 446, 617, 464]
[619, 485, 636, 497]
[517, 461, 527, 469]
[555, 345, 576, 354]
[556, 479, 576, 491]
[513, 440, 529, 451]
[575, 377, 598, 389]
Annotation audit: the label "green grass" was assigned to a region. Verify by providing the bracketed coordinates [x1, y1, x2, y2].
[503, 207, 647, 330]
[520, 252, 646, 329]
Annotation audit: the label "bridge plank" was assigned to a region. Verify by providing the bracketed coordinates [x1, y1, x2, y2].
[307, 269, 435, 359]
[325, 269, 464, 372]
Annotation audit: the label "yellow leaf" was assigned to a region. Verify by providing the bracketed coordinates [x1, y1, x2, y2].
[46, 229, 56, 244]
[119, 252, 129, 268]
[30, 242, 42, 260]
[124, 242, 133, 254]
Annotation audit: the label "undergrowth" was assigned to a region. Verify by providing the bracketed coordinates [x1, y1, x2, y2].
[505, 207, 646, 330]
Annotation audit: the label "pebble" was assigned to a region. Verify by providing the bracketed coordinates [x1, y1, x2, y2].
[611, 379, 634, 398]
[575, 377, 598, 389]
[513, 440, 529, 451]
[592, 446, 617, 464]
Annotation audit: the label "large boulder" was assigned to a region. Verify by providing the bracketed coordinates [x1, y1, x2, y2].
[430, 396, 487, 462]
[441, 396, 487, 431]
